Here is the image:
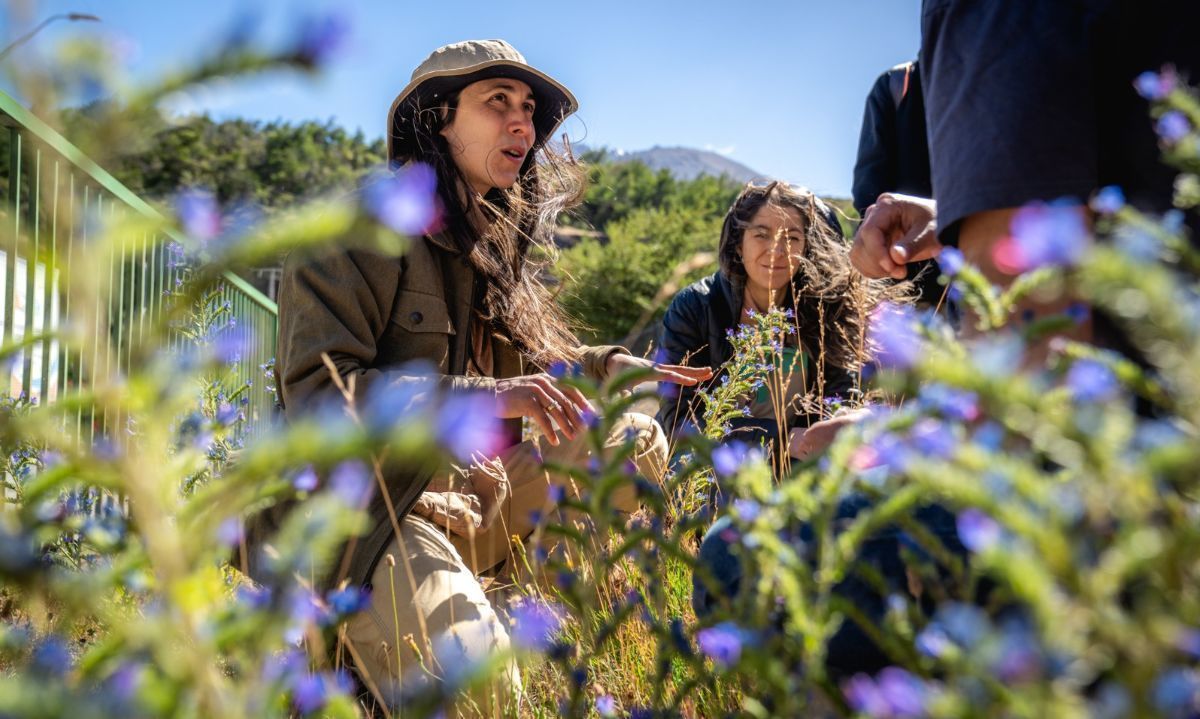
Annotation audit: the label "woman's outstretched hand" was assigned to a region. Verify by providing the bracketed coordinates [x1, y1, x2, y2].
[494, 373, 591, 445]
[606, 353, 713, 387]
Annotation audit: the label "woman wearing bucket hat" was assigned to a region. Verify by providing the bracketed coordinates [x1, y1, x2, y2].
[272, 39, 711, 711]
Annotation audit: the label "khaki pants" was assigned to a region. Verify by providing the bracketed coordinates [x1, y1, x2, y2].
[343, 412, 667, 716]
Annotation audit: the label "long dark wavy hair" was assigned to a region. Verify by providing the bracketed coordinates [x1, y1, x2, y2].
[717, 181, 891, 371]
[390, 87, 586, 369]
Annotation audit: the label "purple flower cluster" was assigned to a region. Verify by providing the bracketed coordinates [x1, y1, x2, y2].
[842, 667, 931, 718]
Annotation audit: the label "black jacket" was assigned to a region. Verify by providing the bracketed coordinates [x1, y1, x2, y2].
[852, 61, 932, 213]
[655, 271, 857, 442]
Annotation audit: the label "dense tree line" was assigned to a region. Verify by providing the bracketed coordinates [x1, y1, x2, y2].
[5, 112, 846, 343]
[64, 113, 388, 210]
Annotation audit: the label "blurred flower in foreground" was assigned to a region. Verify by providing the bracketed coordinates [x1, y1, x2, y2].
[330, 460, 372, 507]
[936, 246, 964, 277]
[510, 599, 565, 651]
[435, 392, 507, 462]
[363, 163, 441, 235]
[696, 622, 749, 668]
[1091, 186, 1126, 215]
[175, 189, 221, 243]
[1157, 111, 1192, 144]
[868, 303, 922, 369]
[710, 441, 762, 479]
[1066, 359, 1118, 403]
[957, 509, 1001, 553]
[1134, 67, 1176, 101]
[843, 667, 930, 718]
[293, 11, 351, 68]
[995, 202, 1089, 273]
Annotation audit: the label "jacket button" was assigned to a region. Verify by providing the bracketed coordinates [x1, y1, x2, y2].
[409, 311, 423, 325]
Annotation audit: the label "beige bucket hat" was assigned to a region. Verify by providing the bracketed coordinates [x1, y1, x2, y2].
[387, 39, 579, 161]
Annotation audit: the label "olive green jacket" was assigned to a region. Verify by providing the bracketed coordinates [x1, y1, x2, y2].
[249, 232, 623, 589]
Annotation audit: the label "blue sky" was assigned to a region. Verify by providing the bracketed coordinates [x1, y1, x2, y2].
[2, 0, 923, 197]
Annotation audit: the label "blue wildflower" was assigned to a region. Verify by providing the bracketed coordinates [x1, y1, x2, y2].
[937, 246, 965, 276]
[30, 635, 72, 676]
[876, 667, 930, 717]
[842, 673, 890, 717]
[363, 164, 440, 235]
[216, 517, 244, 547]
[696, 622, 747, 668]
[262, 648, 308, 685]
[596, 694, 618, 717]
[1152, 667, 1200, 718]
[293, 11, 351, 68]
[291, 672, 329, 715]
[915, 625, 953, 658]
[732, 498, 761, 523]
[326, 586, 371, 617]
[909, 418, 956, 460]
[1091, 186, 1126, 214]
[330, 460, 372, 507]
[868, 303, 922, 369]
[175, 188, 220, 242]
[1066, 359, 1118, 403]
[1006, 201, 1089, 271]
[436, 391, 506, 462]
[992, 620, 1044, 683]
[292, 466, 319, 492]
[362, 370, 436, 432]
[1157, 111, 1191, 144]
[711, 441, 758, 479]
[509, 600, 564, 652]
[1134, 69, 1175, 100]
[957, 509, 1001, 553]
[105, 660, 145, 702]
[919, 383, 980, 422]
[1065, 302, 1090, 325]
[236, 585, 272, 610]
[215, 402, 241, 426]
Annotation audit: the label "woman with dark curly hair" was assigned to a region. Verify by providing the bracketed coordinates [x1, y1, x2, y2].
[656, 180, 880, 460]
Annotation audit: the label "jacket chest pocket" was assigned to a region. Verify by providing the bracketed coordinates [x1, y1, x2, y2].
[379, 290, 457, 369]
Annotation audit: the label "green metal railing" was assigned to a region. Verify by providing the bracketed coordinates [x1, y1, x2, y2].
[1, 90, 278, 442]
